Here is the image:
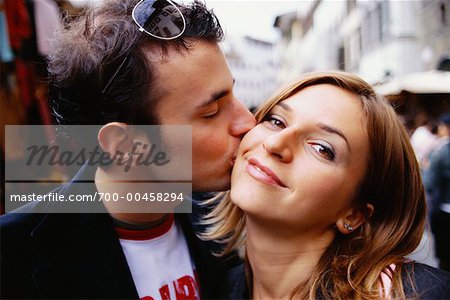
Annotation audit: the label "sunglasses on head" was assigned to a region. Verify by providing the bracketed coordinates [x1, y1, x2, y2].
[132, 0, 186, 39]
[101, 0, 186, 93]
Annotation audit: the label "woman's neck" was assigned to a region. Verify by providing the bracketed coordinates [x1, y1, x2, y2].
[245, 217, 335, 299]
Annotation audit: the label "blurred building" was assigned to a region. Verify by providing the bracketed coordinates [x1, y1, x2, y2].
[418, 0, 450, 71]
[274, 0, 450, 85]
[274, 0, 341, 84]
[221, 36, 279, 110]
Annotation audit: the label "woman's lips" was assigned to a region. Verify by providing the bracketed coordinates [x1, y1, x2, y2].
[246, 158, 286, 188]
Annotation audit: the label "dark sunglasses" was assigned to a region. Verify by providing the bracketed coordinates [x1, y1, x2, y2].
[133, 0, 186, 39]
[101, 0, 186, 93]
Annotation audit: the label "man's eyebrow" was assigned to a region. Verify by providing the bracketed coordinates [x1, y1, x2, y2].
[196, 79, 235, 109]
[276, 102, 350, 150]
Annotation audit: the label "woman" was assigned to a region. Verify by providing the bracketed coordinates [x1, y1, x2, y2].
[203, 72, 450, 299]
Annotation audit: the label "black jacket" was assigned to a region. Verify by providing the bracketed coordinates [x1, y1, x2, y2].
[222, 262, 450, 299]
[0, 165, 238, 299]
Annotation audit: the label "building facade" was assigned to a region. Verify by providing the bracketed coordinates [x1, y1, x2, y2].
[274, 0, 450, 85]
[221, 36, 279, 110]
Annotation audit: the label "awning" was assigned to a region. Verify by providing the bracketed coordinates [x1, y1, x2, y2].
[374, 71, 450, 96]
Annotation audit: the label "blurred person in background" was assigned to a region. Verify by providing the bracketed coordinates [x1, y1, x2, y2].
[0, 0, 255, 299]
[435, 113, 450, 147]
[410, 112, 438, 172]
[426, 113, 450, 271]
[203, 72, 450, 299]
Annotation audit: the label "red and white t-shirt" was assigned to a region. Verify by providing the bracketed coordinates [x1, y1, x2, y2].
[115, 215, 200, 300]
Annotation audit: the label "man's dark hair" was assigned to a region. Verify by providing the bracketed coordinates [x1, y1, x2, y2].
[48, 0, 223, 126]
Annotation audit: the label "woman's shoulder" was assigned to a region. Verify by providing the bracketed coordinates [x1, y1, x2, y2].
[402, 261, 450, 299]
[217, 261, 450, 299]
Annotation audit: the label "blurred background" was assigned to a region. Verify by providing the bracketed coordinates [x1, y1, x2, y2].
[2, 0, 449, 127]
[1, 0, 450, 268]
[211, 0, 450, 126]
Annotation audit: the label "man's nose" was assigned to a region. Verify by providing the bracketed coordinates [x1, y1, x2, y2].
[229, 100, 256, 138]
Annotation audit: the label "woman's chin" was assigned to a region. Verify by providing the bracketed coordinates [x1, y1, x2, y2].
[230, 185, 250, 212]
[229, 186, 240, 206]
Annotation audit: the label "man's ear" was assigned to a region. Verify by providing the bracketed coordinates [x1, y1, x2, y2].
[98, 122, 134, 160]
[336, 203, 374, 234]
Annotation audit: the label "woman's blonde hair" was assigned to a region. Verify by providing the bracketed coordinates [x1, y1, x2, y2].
[202, 71, 427, 299]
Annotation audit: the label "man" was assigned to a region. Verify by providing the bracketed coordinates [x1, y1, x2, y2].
[427, 113, 450, 271]
[0, 0, 255, 299]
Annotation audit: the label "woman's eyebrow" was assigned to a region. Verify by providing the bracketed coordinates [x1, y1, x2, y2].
[276, 102, 292, 112]
[317, 123, 350, 151]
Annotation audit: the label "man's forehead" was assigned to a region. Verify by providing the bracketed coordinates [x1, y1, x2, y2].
[142, 40, 221, 63]
[150, 42, 229, 87]
[147, 41, 232, 115]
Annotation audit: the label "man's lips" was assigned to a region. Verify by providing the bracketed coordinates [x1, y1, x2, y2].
[246, 158, 286, 188]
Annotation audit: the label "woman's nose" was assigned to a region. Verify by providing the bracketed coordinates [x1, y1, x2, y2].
[262, 129, 295, 163]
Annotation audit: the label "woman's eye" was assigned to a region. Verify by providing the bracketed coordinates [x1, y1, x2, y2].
[263, 115, 286, 129]
[310, 143, 335, 161]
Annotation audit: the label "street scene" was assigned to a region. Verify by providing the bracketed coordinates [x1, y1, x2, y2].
[1, 0, 450, 299]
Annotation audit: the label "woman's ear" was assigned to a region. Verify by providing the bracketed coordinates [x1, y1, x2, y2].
[98, 122, 134, 161]
[336, 203, 374, 234]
